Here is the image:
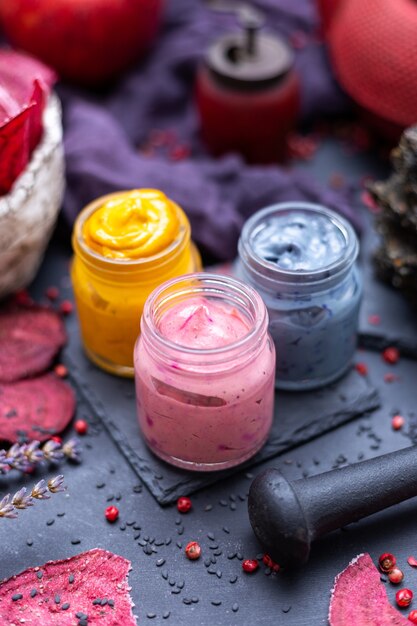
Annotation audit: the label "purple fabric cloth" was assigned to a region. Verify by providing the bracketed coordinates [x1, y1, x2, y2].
[59, 0, 353, 261]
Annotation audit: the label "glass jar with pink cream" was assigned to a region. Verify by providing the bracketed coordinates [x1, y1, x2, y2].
[134, 273, 276, 471]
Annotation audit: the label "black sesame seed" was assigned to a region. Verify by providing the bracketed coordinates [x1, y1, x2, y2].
[134, 533, 141, 540]
[143, 545, 153, 555]
[230, 503, 237, 511]
[115, 493, 122, 501]
[165, 538, 172, 546]
[47, 519, 55, 526]
[192, 597, 199, 603]
[209, 543, 218, 550]
[156, 559, 166, 567]
[27, 539, 33, 546]
[62, 602, 70, 610]
[119, 523, 126, 531]
[12, 594, 23, 601]
[75, 612, 88, 619]
[36, 571, 43, 580]
[207, 532, 215, 541]
[214, 549, 222, 557]
[126, 520, 135, 526]
[78, 620, 88, 626]
[282, 606, 292, 613]
[211, 600, 222, 606]
[163, 611, 170, 619]
[93, 598, 102, 605]
[177, 581, 184, 589]
[55, 594, 61, 604]
[236, 552, 243, 560]
[171, 588, 181, 594]
[229, 575, 238, 584]
[133, 523, 141, 531]
[100, 599, 108, 606]
[219, 500, 227, 507]
[176, 541, 182, 549]
[108, 599, 115, 607]
[380, 576, 387, 583]
[256, 553, 263, 560]
[107, 495, 115, 502]
[96, 482, 105, 489]
[182, 598, 192, 605]
[216, 570, 222, 579]
[30, 588, 37, 598]
[71, 539, 81, 545]
[204, 558, 211, 567]
[227, 552, 237, 560]
[245, 472, 253, 479]
[207, 568, 217, 575]
[264, 568, 271, 576]
[222, 526, 230, 534]
[69, 574, 74, 584]
[204, 504, 213, 512]
[169, 579, 176, 587]
[210, 556, 217, 564]
[177, 526, 184, 536]
[175, 517, 181, 526]
[138, 539, 147, 547]
[133, 485, 142, 493]
[232, 603, 239, 612]
[161, 570, 168, 580]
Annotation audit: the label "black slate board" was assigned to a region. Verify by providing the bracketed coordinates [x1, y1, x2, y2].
[64, 326, 380, 504]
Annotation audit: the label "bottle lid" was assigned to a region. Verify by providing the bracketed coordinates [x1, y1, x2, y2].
[206, 7, 294, 91]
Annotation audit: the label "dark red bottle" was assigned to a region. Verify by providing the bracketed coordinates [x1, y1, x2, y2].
[196, 10, 300, 164]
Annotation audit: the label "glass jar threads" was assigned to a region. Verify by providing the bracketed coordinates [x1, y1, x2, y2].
[71, 189, 201, 377]
[237, 202, 362, 390]
[134, 273, 276, 471]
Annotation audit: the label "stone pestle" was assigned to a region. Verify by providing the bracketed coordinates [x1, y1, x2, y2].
[248, 446, 417, 567]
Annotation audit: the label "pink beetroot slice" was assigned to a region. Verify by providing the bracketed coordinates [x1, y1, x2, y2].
[0, 305, 67, 383]
[0, 373, 75, 442]
[329, 553, 410, 625]
[0, 548, 137, 625]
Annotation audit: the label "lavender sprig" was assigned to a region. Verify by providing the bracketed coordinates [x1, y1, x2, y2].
[1, 438, 81, 474]
[0, 475, 66, 519]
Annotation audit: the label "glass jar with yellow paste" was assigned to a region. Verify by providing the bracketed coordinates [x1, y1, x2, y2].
[71, 189, 201, 377]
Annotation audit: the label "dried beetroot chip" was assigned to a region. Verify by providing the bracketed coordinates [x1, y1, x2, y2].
[0, 50, 56, 194]
[0, 548, 137, 625]
[0, 374, 75, 442]
[0, 305, 67, 383]
[329, 553, 409, 626]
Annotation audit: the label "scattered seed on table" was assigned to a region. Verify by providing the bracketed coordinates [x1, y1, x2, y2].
[165, 538, 172, 546]
[183, 598, 192, 605]
[176, 541, 183, 549]
[232, 603, 239, 613]
[161, 570, 168, 580]
[156, 559, 166, 567]
[219, 500, 227, 507]
[147, 612, 156, 619]
[214, 550, 222, 557]
[169, 579, 176, 587]
[227, 552, 237, 560]
[163, 611, 170, 619]
[211, 600, 222, 606]
[96, 482, 105, 489]
[216, 570, 222, 579]
[209, 543, 219, 550]
[71, 539, 81, 545]
[204, 504, 213, 512]
[171, 588, 181, 595]
[177, 527, 184, 536]
[177, 581, 185, 589]
[282, 606, 292, 613]
[229, 575, 238, 584]
[27, 539, 33, 547]
[223, 526, 230, 534]
[46, 519, 55, 526]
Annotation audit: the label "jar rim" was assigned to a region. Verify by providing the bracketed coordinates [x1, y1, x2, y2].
[72, 191, 190, 273]
[140, 272, 268, 363]
[238, 202, 359, 286]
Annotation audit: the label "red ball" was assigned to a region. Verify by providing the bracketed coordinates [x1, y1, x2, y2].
[242, 559, 259, 573]
[396, 588, 413, 608]
[391, 415, 405, 431]
[105, 505, 119, 523]
[355, 362, 368, 376]
[408, 610, 417, 624]
[0, 0, 163, 85]
[378, 552, 396, 573]
[388, 567, 404, 584]
[59, 300, 74, 316]
[177, 497, 192, 514]
[185, 541, 201, 561]
[74, 419, 88, 435]
[382, 347, 400, 365]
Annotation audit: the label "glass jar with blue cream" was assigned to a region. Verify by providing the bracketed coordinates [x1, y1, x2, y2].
[237, 202, 362, 390]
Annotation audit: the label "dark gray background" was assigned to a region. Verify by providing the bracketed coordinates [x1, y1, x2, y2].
[1, 137, 417, 626]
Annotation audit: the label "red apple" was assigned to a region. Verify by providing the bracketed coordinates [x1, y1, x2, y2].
[0, 0, 164, 86]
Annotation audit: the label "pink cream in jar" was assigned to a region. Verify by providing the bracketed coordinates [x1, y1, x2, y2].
[134, 273, 276, 471]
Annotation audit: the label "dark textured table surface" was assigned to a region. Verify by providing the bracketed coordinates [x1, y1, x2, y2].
[2, 137, 417, 626]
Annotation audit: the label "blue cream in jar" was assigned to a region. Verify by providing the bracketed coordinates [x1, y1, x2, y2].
[237, 202, 362, 390]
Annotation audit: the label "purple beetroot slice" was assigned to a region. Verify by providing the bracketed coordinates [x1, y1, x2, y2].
[0, 305, 67, 383]
[0, 373, 75, 443]
[329, 553, 410, 625]
[0, 548, 137, 625]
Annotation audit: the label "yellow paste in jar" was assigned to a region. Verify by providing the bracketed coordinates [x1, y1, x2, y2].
[71, 189, 201, 376]
[83, 189, 180, 259]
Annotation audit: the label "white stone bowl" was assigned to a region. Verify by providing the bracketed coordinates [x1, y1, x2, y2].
[0, 93, 65, 299]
